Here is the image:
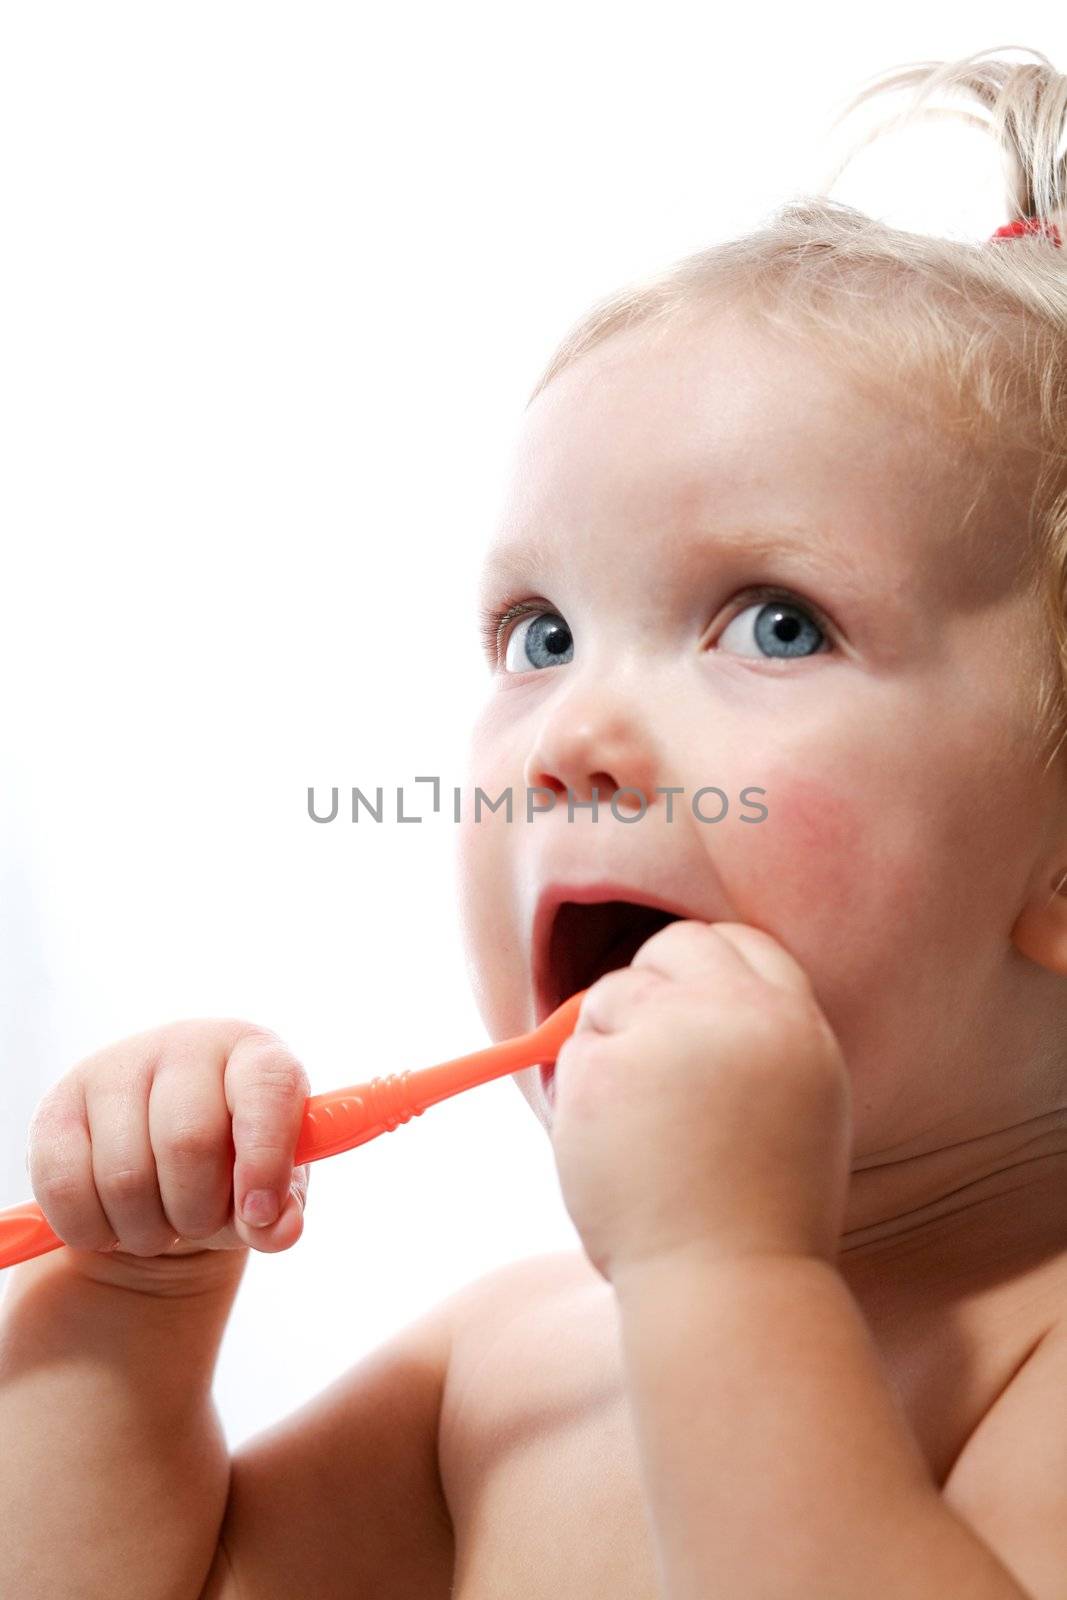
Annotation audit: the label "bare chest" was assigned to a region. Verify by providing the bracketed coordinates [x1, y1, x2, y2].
[437, 1255, 1057, 1599]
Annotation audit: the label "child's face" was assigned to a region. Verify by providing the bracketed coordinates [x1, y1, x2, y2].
[457, 305, 1065, 1161]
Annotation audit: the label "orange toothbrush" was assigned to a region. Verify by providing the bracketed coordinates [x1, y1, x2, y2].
[0, 990, 587, 1272]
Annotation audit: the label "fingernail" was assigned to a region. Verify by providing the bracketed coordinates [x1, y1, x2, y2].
[242, 1189, 279, 1227]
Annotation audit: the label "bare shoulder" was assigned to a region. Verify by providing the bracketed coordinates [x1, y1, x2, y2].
[942, 1314, 1067, 1597]
[446, 1247, 599, 1330]
[443, 1247, 607, 1378]
[199, 1250, 592, 1600]
[440, 1246, 621, 1452]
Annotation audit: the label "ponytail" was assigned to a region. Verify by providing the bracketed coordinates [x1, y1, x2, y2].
[821, 45, 1067, 245]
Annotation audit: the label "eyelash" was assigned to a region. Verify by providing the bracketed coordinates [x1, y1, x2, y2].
[477, 597, 550, 662]
[478, 586, 835, 665]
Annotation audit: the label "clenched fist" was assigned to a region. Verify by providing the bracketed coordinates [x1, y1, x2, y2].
[25, 1018, 312, 1262]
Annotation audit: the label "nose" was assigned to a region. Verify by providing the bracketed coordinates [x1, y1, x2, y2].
[522, 679, 661, 818]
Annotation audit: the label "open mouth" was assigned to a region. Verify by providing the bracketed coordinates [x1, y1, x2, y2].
[537, 899, 683, 1107]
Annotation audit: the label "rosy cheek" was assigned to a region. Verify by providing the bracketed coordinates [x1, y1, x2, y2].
[739, 772, 871, 920]
[726, 769, 929, 1011]
[763, 772, 864, 852]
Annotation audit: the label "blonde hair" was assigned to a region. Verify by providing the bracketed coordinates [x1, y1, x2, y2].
[526, 45, 1067, 770]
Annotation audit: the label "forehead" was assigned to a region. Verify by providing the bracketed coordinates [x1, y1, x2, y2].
[479, 308, 1016, 605]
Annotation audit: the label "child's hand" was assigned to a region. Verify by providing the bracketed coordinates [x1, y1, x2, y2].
[548, 921, 852, 1285]
[26, 1019, 311, 1260]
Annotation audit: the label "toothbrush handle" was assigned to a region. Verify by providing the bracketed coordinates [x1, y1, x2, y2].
[292, 988, 589, 1165]
[0, 990, 589, 1270]
[0, 1090, 432, 1268]
[0, 1203, 65, 1270]
[294, 1081, 424, 1165]
[0, 1120, 382, 1269]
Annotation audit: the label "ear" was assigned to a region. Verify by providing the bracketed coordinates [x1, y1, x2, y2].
[1011, 867, 1067, 972]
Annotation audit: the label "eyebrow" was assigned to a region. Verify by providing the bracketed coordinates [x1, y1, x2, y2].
[476, 522, 851, 602]
[476, 542, 542, 602]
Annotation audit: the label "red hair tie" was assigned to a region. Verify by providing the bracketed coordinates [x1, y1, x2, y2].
[988, 216, 1062, 247]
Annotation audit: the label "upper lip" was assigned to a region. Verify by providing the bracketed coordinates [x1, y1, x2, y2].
[531, 875, 715, 1024]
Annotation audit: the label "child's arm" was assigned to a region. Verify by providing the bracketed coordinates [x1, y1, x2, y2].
[0, 1013, 456, 1599]
[1, 1240, 457, 1600]
[0, 1243, 247, 1599]
[198, 1287, 455, 1599]
[612, 1250, 1038, 1600]
[547, 923, 1051, 1596]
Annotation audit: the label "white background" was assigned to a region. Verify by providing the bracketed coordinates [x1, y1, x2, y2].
[2, 3, 1064, 1450]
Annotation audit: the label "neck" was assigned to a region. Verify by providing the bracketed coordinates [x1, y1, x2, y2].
[837, 1108, 1067, 1311]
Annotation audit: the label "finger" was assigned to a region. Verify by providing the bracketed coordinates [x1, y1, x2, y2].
[237, 1165, 310, 1255]
[575, 964, 665, 1035]
[629, 917, 756, 983]
[85, 1058, 179, 1256]
[703, 922, 815, 994]
[27, 1079, 116, 1253]
[224, 1028, 311, 1239]
[149, 1041, 235, 1243]
[629, 917, 803, 993]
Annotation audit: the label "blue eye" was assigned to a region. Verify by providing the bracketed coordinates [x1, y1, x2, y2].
[718, 595, 827, 660]
[477, 587, 830, 671]
[503, 610, 574, 671]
